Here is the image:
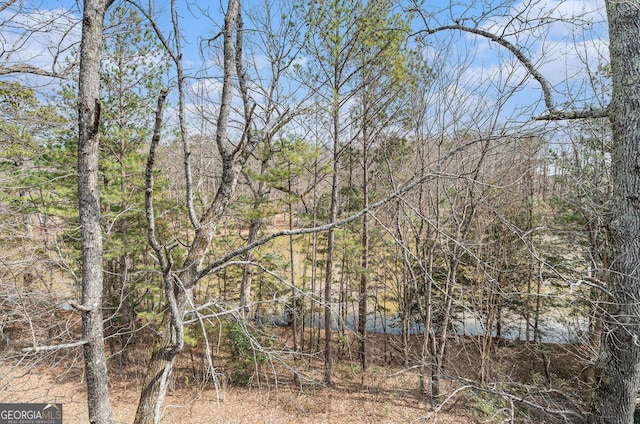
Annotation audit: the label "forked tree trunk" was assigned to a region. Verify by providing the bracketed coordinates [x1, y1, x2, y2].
[77, 0, 114, 423]
[134, 274, 192, 424]
[135, 1, 244, 422]
[589, 1, 640, 423]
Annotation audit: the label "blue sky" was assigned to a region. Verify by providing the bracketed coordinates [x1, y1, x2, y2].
[1, 0, 610, 135]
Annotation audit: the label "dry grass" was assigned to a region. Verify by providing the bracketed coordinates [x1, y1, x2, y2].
[0, 361, 473, 423]
[0, 326, 589, 424]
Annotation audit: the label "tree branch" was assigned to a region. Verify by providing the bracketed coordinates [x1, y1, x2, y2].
[0, 64, 66, 78]
[68, 300, 93, 312]
[415, 22, 610, 120]
[145, 88, 169, 271]
[22, 339, 88, 353]
[535, 108, 610, 120]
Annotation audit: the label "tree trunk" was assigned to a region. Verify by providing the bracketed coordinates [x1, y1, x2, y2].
[323, 173, 337, 385]
[135, 1, 245, 422]
[134, 274, 191, 424]
[358, 91, 369, 373]
[119, 255, 132, 366]
[288, 184, 298, 354]
[239, 219, 260, 318]
[589, 2, 640, 422]
[77, 0, 114, 423]
[323, 53, 342, 386]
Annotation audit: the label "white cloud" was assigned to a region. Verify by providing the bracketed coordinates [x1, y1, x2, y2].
[189, 78, 223, 100]
[439, 0, 610, 115]
[0, 4, 81, 76]
[461, 36, 608, 88]
[480, 0, 606, 41]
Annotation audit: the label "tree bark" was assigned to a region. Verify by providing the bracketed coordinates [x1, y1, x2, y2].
[135, 1, 247, 422]
[358, 102, 369, 373]
[323, 68, 341, 385]
[589, 2, 640, 423]
[77, 0, 114, 423]
[323, 159, 337, 386]
[240, 219, 260, 318]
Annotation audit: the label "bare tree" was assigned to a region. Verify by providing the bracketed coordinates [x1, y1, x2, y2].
[236, 0, 308, 320]
[76, 0, 115, 423]
[134, 0, 269, 421]
[0, 1, 79, 79]
[409, 0, 640, 421]
[6, 0, 640, 422]
[589, 2, 640, 422]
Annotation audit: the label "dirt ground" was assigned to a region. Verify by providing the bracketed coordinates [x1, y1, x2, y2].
[0, 361, 475, 423]
[0, 330, 588, 423]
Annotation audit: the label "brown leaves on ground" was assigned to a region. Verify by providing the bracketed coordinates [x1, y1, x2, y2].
[0, 330, 588, 423]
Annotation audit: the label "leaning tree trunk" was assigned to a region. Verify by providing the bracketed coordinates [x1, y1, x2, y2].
[77, 0, 114, 423]
[135, 1, 245, 422]
[589, 2, 640, 423]
[133, 268, 194, 424]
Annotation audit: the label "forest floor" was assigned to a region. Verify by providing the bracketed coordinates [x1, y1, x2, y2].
[0, 329, 590, 423]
